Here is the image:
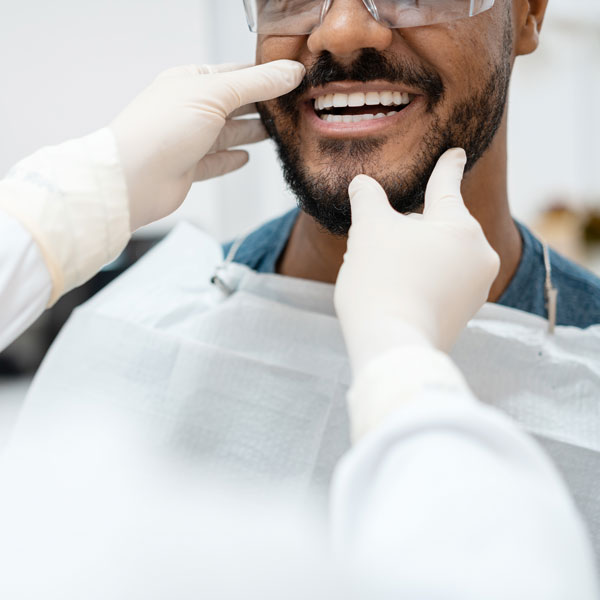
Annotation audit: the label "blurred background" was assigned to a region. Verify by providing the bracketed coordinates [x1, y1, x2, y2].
[1, 0, 599, 443]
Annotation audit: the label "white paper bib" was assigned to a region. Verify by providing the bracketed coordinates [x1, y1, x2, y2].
[17, 222, 600, 565]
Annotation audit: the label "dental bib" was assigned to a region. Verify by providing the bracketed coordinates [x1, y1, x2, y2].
[15, 222, 600, 564]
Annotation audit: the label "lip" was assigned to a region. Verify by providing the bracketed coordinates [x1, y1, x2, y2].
[303, 94, 424, 137]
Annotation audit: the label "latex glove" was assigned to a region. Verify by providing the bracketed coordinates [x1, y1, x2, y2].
[0, 61, 303, 306]
[111, 61, 305, 231]
[334, 148, 500, 375]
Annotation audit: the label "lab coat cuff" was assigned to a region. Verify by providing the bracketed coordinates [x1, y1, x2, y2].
[0, 128, 130, 306]
[348, 345, 474, 443]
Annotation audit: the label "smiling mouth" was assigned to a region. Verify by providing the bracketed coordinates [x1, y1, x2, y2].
[312, 90, 415, 123]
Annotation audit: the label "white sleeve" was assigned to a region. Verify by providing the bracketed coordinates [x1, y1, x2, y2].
[331, 348, 599, 600]
[0, 210, 51, 352]
[0, 128, 130, 307]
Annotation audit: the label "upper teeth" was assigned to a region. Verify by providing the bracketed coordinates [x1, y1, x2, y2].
[314, 91, 411, 111]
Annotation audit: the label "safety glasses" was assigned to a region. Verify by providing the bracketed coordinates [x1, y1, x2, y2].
[243, 0, 495, 35]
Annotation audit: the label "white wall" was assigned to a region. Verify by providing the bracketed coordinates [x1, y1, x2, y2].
[509, 1, 600, 221]
[1, 1, 598, 240]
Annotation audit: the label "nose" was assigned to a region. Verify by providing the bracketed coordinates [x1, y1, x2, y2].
[307, 0, 393, 59]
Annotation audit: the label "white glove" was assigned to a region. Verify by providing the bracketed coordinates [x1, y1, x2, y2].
[334, 148, 500, 375]
[111, 60, 305, 231]
[0, 60, 304, 306]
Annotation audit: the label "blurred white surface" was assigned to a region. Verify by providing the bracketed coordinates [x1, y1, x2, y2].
[509, 1, 600, 221]
[0, 378, 30, 451]
[0, 0, 598, 238]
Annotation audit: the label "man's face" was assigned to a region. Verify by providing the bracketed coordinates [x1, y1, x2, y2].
[256, 0, 514, 235]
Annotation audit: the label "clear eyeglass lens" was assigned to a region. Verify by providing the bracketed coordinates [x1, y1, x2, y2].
[375, 0, 495, 29]
[245, 0, 495, 35]
[249, 0, 324, 35]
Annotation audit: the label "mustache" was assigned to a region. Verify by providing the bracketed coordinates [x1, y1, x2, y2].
[277, 48, 445, 114]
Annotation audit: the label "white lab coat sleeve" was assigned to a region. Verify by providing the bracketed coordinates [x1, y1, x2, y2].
[0, 128, 130, 308]
[0, 210, 52, 352]
[331, 346, 599, 600]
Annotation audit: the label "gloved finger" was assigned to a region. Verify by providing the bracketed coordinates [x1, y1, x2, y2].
[154, 65, 200, 79]
[348, 175, 393, 223]
[423, 148, 469, 221]
[196, 62, 253, 75]
[215, 60, 305, 115]
[193, 150, 249, 182]
[156, 63, 254, 81]
[229, 104, 258, 119]
[210, 119, 268, 152]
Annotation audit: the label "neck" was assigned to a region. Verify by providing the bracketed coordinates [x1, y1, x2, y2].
[278, 118, 522, 303]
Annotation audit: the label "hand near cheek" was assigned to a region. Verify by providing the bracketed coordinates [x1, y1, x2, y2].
[334, 148, 500, 374]
[110, 60, 305, 231]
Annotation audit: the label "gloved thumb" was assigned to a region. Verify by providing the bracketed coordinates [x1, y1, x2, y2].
[348, 174, 392, 223]
[423, 148, 469, 221]
[216, 60, 305, 115]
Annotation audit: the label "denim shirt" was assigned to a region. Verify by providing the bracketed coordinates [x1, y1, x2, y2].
[224, 208, 600, 328]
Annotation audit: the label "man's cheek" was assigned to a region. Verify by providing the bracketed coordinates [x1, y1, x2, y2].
[260, 98, 296, 130]
[256, 36, 305, 65]
[257, 99, 276, 123]
[256, 99, 286, 141]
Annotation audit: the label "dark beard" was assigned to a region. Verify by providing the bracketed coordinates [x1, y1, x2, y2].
[258, 25, 513, 237]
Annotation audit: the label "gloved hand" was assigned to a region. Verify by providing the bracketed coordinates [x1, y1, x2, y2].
[334, 148, 500, 375]
[0, 60, 304, 307]
[111, 61, 305, 231]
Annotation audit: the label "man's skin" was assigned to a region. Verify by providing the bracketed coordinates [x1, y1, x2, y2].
[255, 0, 548, 302]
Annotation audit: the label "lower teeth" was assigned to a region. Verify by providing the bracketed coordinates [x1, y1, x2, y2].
[320, 111, 398, 123]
